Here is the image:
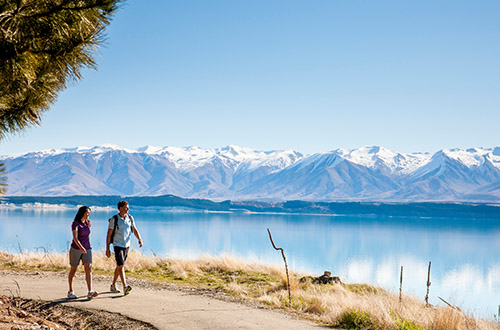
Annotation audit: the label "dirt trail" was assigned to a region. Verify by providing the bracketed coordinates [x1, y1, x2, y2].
[0, 271, 325, 330]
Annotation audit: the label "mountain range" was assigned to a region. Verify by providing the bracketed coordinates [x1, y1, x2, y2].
[2, 144, 500, 202]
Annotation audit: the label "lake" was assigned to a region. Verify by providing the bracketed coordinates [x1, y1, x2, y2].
[0, 205, 499, 319]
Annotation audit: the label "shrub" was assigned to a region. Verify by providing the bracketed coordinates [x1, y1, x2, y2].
[335, 309, 379, 330]
[396, 318, 424, 330]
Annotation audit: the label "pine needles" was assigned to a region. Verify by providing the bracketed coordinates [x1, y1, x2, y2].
[0, 0, 123, 140]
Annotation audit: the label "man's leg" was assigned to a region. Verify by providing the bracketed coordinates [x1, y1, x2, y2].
[122, 262, 132, 295]
[112, 246, 130, 293]
[112, 246, 124, 286]
[117, 264, 126, 287]
[109, 265, 121, 293]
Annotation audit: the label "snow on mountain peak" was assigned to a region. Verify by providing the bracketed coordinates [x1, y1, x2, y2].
[157, 146, 215, 169]
[218, 145, 259, 161]
[127, 145, 304, 172]
[335, 146, 430, 173]
[4, 144, 500, 174]
[34, 144, 130, 155]
[3, 144, 500, 201]
[338, 146, 396, 167]
[88, 144, 134, 153]
[441, 148, 495, 168]
[220, 144, 246, 155]
[136, 145, 164, 154]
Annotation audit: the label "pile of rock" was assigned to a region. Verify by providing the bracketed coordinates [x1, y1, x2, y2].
[300, 271, 341, 285]
[313, 271, 341, 284]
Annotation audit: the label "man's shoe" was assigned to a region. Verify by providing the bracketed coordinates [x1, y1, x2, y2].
[67, 291, 77, 299]
[110, 284, 121, 293]
[124, 285, 132, 296]
[87, 290, 98, 299]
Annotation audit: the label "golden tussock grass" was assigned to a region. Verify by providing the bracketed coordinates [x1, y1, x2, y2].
[1, 250, 498, 330]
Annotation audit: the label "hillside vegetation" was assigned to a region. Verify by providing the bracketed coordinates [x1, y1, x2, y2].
[1, 251, 498, 330]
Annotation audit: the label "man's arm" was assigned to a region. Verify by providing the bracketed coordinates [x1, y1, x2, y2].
[132, 226, 143, 247]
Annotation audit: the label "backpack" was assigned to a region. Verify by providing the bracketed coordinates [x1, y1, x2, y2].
[109, 214, 119, 244]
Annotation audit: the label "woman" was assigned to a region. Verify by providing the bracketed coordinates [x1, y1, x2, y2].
[68, 206, 98, 299]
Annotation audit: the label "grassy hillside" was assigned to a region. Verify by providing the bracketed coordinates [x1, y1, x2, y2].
[1, 251, 498, 330]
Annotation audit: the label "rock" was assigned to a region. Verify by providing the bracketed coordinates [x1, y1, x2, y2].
[312, 271, 341, 285]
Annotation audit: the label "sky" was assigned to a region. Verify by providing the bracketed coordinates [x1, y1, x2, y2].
[1, 0, 500, 156]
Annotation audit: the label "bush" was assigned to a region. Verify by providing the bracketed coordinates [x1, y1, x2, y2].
[335, 309, 379, 330]
[396, 318, 424, 330]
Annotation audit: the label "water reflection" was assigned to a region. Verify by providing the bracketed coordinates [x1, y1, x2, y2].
[0, 206, 499, 318]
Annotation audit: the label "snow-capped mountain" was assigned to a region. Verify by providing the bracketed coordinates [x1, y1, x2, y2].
[2, 145, 500, 202]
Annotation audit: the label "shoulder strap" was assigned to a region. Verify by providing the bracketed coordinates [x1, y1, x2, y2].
[113, 214, 119, 230]
[110, 214, 119, 244]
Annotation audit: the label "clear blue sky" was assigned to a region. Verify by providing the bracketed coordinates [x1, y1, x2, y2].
[1, 0, 499, 155]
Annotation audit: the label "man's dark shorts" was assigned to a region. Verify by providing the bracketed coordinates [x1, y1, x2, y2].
[114, 246, 129, 266]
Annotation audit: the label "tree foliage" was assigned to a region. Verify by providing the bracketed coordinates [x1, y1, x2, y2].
[0, 0, 122, 140]
[0, 0, 122, 194]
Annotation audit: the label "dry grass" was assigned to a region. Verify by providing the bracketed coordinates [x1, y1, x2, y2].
[1, 250, 498, 330]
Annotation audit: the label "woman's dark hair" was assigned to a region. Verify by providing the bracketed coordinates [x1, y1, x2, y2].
[74, 206, 90, 222]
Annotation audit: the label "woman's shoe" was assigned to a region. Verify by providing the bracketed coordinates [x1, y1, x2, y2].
[87, 290, 98, 299]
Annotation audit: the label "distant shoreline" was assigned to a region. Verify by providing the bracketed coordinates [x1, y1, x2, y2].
[1, 195, 500, 219]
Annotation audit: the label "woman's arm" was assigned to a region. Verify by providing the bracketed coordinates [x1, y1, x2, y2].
[105, 228, 113, 257]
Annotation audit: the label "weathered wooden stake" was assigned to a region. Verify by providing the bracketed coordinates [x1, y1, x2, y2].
[438, 296, 461, 311]
[425, 261, 431, 306]
[399, 265, 403, 303]
[267, 228, 291, 305]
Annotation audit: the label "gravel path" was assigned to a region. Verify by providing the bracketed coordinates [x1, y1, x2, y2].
[0, 271, 326, 330]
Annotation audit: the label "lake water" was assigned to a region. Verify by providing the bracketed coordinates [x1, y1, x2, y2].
[1, 205, 499, 319]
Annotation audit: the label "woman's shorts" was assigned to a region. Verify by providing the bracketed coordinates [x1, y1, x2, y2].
[69, 247, 92, 266]
[113, 246, 129, 266]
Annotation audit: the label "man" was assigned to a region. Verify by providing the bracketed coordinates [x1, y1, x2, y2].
[106, 200, 143, 295]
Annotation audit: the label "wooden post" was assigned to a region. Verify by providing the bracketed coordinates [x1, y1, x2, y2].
[399, 265, 403, 303]
[267, 228, 291, 305]
[425, 261, 431, 306]
[438, 296, 461, 311]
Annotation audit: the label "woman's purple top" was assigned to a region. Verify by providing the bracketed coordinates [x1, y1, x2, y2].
[71, 220, 91, 250]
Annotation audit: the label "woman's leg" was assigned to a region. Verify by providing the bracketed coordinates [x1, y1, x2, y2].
[83, 263, 92, 291]
[68, 266, 78, 291]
